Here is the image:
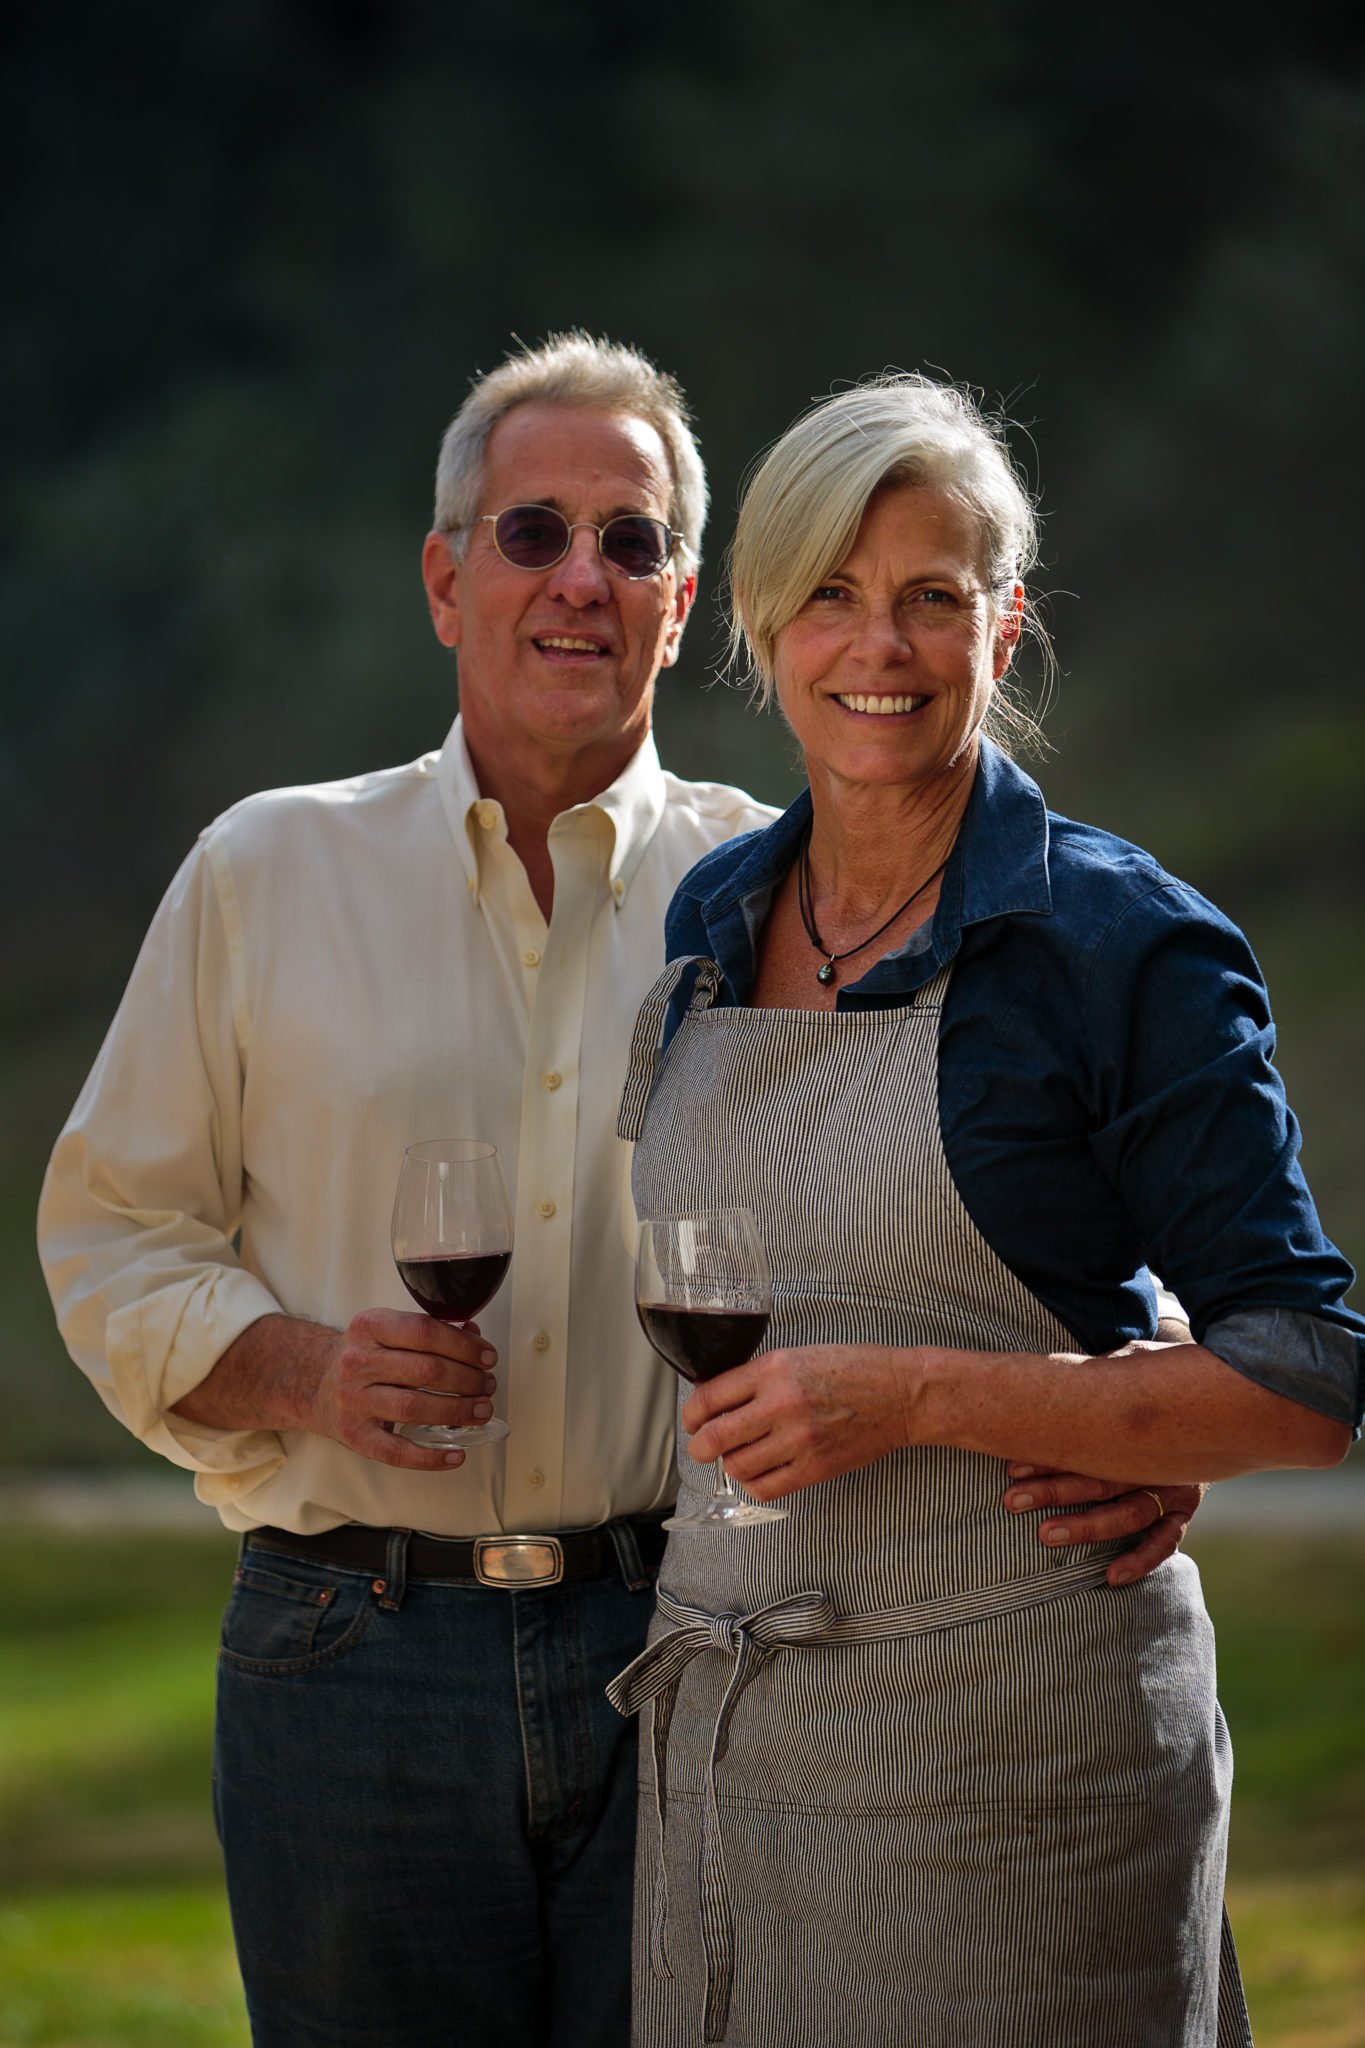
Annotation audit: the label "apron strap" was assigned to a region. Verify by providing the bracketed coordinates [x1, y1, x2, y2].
[617, 955, 723, 1142]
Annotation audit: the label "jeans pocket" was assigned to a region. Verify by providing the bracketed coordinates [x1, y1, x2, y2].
[219, 1553, 375, 1673]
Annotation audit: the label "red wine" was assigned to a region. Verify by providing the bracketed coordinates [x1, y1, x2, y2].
[637, 1304, 769, 1383]
[397, 1251, 511, 1320]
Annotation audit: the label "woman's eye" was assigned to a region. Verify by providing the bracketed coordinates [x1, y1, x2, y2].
[810, 585, 845, 603]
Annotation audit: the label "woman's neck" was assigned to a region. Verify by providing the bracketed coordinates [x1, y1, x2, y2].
[803, 744, 977, 927]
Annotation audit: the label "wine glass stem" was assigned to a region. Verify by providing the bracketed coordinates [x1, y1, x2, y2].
[712, 1456, 741, 1503]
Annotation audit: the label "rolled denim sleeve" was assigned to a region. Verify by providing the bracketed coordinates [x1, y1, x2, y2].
[1085, 884, 1363, 1427]
[1202, 1307, 1362, 1428]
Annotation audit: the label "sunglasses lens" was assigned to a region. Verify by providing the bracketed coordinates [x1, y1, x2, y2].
[600, 516, 672, 577]
[493, 506, 570, 569]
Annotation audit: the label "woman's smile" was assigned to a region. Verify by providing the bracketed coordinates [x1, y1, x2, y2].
[832, 691, 931, 715]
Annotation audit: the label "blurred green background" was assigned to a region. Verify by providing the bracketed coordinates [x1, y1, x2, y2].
[3, 0, 1362, 2041]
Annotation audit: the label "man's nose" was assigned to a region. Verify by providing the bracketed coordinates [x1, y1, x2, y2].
[544, 526, 612, 607]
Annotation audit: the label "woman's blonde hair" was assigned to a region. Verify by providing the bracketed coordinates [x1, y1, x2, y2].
[728, 375, 1049, 754]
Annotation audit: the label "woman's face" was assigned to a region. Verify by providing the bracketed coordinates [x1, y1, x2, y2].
[771, 484, 1019, 800]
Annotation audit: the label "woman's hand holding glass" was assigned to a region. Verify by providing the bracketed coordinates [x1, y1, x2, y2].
[679, 1338, 911, 1504]
[636, 1211, 786, 1529]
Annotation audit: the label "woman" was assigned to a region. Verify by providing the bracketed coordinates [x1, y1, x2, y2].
[609, 377, 1361, 2047]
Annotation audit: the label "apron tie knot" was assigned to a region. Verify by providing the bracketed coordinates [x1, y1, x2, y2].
[707, 1611, 744, 1654]
[608, 1588, 836, 2042]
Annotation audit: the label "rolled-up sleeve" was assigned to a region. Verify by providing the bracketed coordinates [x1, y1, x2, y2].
[1085, 885, 1363, 1428]
[37, 836, 286, 1478]
[1201, 1307, 1361, 1425]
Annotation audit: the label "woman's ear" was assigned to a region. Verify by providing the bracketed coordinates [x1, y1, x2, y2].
[994, 583, 1025, 677]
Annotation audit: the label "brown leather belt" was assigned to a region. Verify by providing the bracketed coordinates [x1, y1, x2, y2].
[246, 1514, 668, 1589]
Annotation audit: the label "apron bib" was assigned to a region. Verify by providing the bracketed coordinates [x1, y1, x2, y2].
[612, 957, 1251, 2048]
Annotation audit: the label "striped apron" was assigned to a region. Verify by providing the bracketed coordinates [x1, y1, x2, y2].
[611, 957, 1252, 2048]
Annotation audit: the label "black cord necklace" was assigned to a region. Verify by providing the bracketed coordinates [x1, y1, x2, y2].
[797, 826, 948, 988]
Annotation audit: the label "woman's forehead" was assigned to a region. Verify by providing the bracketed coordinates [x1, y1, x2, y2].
[834, 483, 988, 582]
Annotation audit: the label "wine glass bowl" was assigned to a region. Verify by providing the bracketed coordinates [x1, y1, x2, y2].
[392, 1139, 513, 1448]
[635, 1211, 785, 1529]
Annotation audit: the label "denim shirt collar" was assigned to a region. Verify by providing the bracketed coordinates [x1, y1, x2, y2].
[682, 738, 1054, 1004]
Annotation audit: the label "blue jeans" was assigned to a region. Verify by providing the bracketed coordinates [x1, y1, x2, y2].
[213, 1533, 654, 2047]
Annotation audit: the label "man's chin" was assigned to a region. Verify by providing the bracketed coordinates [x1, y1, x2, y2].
[514, 686, 653, 759]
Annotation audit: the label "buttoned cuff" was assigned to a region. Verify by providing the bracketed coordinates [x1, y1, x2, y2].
[1202, 1307, 1363, 1431]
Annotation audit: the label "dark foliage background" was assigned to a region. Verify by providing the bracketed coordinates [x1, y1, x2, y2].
[5, 0, 1362, 1459]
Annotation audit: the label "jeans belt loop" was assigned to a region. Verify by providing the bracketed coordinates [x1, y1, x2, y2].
[378, 1527, 411, 1610]
[472, 1534, 565, 1587]
[607, 1516, 650, 1592]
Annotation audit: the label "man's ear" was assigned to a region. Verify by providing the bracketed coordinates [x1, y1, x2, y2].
[659, 569, 698, 670]
[421, 531, 462, 649]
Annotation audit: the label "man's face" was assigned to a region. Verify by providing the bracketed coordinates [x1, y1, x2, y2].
[423, 403, 695, 782]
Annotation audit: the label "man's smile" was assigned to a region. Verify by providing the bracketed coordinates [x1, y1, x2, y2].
[533, 633, 612, 660]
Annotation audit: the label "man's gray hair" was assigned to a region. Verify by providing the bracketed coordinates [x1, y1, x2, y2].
[434, 333, 708, 576]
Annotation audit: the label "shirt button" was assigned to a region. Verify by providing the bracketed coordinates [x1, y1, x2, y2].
[536, 1199, 556, 1219]
[476, 801, 498, 831]
[522, 949, 541, 968]
[541, 1071, 562, 1091]
[531, 1331, 550, 1352]
[613, 879, 625, 902]
[527, 1469, 546, 1489]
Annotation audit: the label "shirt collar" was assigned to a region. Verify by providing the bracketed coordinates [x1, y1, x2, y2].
[435, 714, 668, 908]
[576, 725, 669, 903]
[685, 738, 1054, 1000]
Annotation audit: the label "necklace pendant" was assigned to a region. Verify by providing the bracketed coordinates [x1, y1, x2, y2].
[816, 961, 835, 986]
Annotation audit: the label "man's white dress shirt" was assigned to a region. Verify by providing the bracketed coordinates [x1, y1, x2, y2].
[39, 717, 775, 1537]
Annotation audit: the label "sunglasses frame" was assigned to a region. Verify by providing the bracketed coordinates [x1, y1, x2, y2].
[468, 505, 683, 580]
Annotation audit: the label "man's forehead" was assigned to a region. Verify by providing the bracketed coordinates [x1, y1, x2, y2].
[482, 403, 673, 511]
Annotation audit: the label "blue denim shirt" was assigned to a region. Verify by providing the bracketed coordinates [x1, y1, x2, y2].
[659, 740, 1363, 1429]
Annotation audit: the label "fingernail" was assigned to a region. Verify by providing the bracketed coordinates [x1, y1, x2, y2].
[473, 1401, 493, 1419]
[483, 1373, 497, 1393]
[1040, 1524, 1070, 1544]
[444, 1451, 465, 1466]
[480, 1349, 496, 1366]
[1011, 1491, 1035, 1510]
[1012, 1465, 1037, 1479]
[1112, 1568, 1133, 1585]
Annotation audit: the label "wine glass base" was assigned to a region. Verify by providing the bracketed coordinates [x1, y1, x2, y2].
[664, 1498, 787, 1529]
[394, 1420, 511, 1449]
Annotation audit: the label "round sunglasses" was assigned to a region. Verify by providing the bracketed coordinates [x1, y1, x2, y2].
[471, 504, 682, 579]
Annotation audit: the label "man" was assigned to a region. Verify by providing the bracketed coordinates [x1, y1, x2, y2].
[39, 334, 1195, 2047]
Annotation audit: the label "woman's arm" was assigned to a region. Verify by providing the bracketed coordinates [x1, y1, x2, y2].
[681, 1337, 1350, 1504]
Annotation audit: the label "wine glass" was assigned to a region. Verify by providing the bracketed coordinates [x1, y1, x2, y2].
[635, 1210, 785, 1529]
[391, 1139, 513, 1448]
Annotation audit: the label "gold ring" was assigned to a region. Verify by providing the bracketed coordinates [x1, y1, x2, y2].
[1141, 1488, 1165, 1521]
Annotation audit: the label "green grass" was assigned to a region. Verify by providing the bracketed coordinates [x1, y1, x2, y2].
[0, 1889, 248, 2046]
[0, 1528, 1359, 2046]
[1226, 1875, 1365, 2048]
[1194, 1533, 1365, 1877]
[0, 1533, 236, 1891]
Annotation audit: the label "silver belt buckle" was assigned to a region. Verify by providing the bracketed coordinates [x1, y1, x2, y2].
[473, 1534, 565, 1587]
